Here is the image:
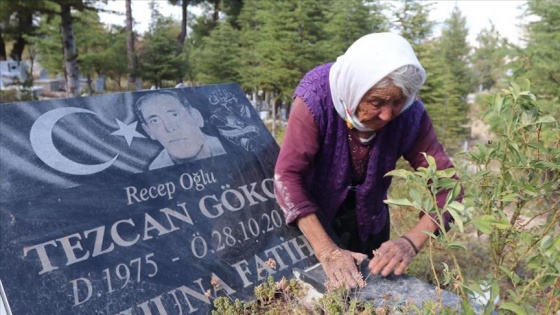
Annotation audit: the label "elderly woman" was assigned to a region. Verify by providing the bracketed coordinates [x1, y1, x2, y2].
[274, 32, 461, 288]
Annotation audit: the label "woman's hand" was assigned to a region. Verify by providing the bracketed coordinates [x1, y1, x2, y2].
[367, 237, 417, 277]
[295, 213, 368, 289]
[318, 246, 368, 289]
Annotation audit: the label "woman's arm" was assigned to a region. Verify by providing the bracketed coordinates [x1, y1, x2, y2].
[274, 96, 320, 224]
[274, 97, 366, 288]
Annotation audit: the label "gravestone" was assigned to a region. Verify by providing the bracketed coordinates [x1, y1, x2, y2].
[295, 262, 471, 312]
[0, 61, 27, 86]
[39, 68, 49, 80]
[95, 75, 106, 92]
[0, 84, 318, 314]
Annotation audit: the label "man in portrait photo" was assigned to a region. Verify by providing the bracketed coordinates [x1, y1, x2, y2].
[134, 90, 226, 170]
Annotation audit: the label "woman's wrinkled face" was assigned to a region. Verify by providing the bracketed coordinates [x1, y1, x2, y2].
[355, 84, 408, 131]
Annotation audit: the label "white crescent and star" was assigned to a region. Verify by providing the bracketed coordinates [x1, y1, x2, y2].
[30, 107, 145, 175]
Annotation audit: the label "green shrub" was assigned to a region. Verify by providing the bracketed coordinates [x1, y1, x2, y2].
[386, 80, 559, 315]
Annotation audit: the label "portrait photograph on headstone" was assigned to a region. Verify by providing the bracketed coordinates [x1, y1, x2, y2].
[0, 84, 318, 315]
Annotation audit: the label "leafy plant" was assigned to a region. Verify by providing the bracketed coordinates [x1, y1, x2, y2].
[212, 275, 309, 315]
[466, 80, 559, 314]
[386, 80, 559, 314]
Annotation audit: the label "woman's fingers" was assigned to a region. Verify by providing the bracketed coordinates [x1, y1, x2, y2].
[350, 252, 368, 264]
[321, 248, 366, 289]
[393, 256, 413, 276]
[368, 238, 416, 276]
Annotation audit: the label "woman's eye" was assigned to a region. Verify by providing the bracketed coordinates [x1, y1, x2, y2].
[148, 117, 159, 124]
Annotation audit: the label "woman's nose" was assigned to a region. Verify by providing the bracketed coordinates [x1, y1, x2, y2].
[378, 106, 393, 121]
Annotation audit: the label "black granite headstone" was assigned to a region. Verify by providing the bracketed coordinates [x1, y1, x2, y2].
[0, 84, 318, 314]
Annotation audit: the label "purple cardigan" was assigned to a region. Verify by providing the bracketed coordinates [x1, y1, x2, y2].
[297, 63, 423, 239]
[275, 63, 458, 241]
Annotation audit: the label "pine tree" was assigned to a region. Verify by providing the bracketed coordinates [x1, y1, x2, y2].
[387, 1, 466, 153]
[471, 23, 508, 91]
[439, 6, 472, 97]
[72, 10, 113, 93]
[391, 0, 434, 48]
[194, 21, 241, 84]
[322, 0, 388, 60]
[102, 26, 129, 90]
[419, 40, 448, 108]
[425, 6, 471, 154]
[389, 0, 435, 104]
[290, 0, 332, 73]
[29, 9, 127, 91]
[48, 0, 106, 96]
[236, 0, 265, 94]
[167, 0, 205, 84]
[515, 0, 560, 110]
[27, 16, 65, 77]
[136, 1, 182, 88]
[236, 0, 330, 99]
[4, 0, 102, 95]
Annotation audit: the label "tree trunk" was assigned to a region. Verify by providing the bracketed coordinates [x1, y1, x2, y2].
[86, 74, 93, 95]
[175, 0, 188, 84]
[266, 91, 275, 138]
[0, 32, 6, 61]
[9, 11, 33, 61]
[125, 0, 137, 90]
[10, 30, 29, 62]
[213, 0, 220, 22]
[10, 36, 26, 61]
[60, 3, 80, 97]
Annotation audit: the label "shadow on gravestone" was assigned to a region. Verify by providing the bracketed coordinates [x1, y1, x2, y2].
[0, 84, 318, 315]
[295, 262, 483, 313]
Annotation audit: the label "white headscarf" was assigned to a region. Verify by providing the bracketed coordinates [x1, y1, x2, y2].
[329, 32, 426, 132]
